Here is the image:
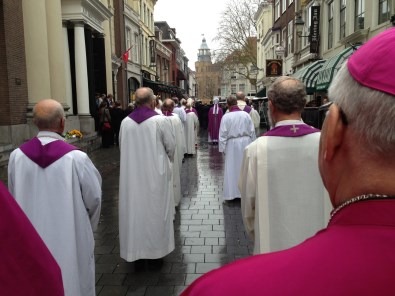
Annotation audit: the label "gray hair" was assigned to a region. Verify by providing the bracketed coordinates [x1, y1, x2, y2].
[135, 87, 155, 107]
[329, 62, 395, 153]
[267, 76, 306, 114]
[33, 100, 65, 130]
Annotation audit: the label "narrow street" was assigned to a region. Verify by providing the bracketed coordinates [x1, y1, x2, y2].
[90, 129, 254, 296]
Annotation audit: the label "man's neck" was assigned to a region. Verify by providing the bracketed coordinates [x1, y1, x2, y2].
[273, 113, 302, 123]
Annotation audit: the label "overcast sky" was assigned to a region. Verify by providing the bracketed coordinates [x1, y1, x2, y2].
[154, 0, 229, 71]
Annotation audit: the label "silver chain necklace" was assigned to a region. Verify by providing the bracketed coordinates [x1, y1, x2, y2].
[330, 194, 395, 222]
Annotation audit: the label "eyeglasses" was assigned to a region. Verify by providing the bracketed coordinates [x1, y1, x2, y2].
[338, 105, 348, 125]
[323, 102, 348, 125]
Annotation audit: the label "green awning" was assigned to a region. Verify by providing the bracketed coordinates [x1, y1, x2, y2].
[316, 46, 359, 91]
[292, 60, 325, 94]
[256, 87, 266, 97]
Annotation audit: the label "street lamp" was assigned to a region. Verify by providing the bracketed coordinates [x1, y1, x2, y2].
[295, 13, 309, 38]
[274, 45, 285, 57]
[274, 45, 285, 75]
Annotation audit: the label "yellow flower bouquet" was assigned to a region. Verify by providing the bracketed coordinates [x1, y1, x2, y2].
[65, 129, 83, 140]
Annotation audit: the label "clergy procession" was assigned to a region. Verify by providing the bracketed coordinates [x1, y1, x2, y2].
[2, 27, 395, 296]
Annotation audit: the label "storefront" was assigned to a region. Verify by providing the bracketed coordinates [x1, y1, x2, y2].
[316, 46, 360, 92]
[292, 60, 326, 94]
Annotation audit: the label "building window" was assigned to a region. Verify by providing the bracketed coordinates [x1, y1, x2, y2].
[275, 0, 280, 19]
[144, 4, 146, 24]
[126, 28, 131, 61]
[340, 0, 346, 39]
[282, 28, 286, 57]
[231, 84, 236, 94]
[134, 33, 139, 62]
[287, 21, 293, 55]
[328, 1, 334, 49]
[239, 84, 245, 92]
[289, 0, 293, 4]
[378, 0, 390, 24]
[355, 0, 365, 30]
[282, 0, 286, 13]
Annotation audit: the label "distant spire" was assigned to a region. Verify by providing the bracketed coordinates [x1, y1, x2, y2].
[197, 35, 211, 62]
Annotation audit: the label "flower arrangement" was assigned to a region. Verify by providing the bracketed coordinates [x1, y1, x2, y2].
[65, 129, 83, 140]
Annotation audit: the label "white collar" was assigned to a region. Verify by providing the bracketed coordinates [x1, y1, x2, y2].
[37, 131, 64, 140]
[275, 119, 304, 127]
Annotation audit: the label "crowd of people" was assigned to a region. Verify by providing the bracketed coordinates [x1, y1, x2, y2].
[96, 93, 135, 148]
[2, 27, 394, 296]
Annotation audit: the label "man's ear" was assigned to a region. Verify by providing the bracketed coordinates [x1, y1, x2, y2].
[268, 100, 275, 113]
[322, 104, 346, 161]
[60, 117, 66, 133]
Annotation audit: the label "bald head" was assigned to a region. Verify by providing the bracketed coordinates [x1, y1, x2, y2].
[236, 92, 245, 101]
[33, 99, 65, 133]
[162, 99, 175, 113]
[268, 76, 306, 114]
[135, 87, 156, 108]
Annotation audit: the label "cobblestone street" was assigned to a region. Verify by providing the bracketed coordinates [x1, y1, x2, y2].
[90, 129, 254, 296]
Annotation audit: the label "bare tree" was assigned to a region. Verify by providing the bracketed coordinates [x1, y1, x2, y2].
[213, 0, 265, 91]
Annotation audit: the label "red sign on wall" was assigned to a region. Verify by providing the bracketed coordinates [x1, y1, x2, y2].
[266, 59, 283, 77]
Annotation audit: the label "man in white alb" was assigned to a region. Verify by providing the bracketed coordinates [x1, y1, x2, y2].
[119, 87, 176, 262]
[184, 98, 199, 156]
[239, 76, 330, 255]
[162, 98, 184, 207]
[219, 95, 256, 201]
[236, 91, 260, 129]
[8, 99, 102, 296]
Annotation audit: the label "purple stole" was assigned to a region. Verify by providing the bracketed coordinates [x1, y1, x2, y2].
[262, 124, 320, 137]
[185, 108, 198, 116]
[129, 106, 159, 123]
[229, 106, 242, 112]
[163, 111, 173, 117]
[0, 181, 64, 294]
[19, 137, 78, 168]
[241, 105, 252, 113]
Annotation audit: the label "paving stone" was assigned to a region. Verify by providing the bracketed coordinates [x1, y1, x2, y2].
[204, 238, 219, 246]
[96, 263, 117, 273]
[191, 214, 209, 220]
[182, 254, 205, 263]
[190, 246, 212, 254]
[178, 231, 201, 238]
[205, 253, 234, 263]
[97, 273, 127, 286]
[95, 245, 115, 255]
[196, 263, 222, 274]
[98, 285, 128, 296]
[124, 273, 160, 286]
[184, 238, 205, 245]
[126, 286, 147, 296]
[200, 230, 226, 238]
[145, 286, 174, 296]
[197, 209, 214, 214]
[188, 225, 212, 231]
[170, 263, 196, 274]
[157, 273, 186, 286]
[185, 274, 203, 285]
[212, 246, 228, 254]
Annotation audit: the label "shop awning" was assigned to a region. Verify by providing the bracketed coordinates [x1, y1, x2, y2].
[256, 87, 266, 97]
[292, 60, 325, 94]
[316, 46, 359, 91]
